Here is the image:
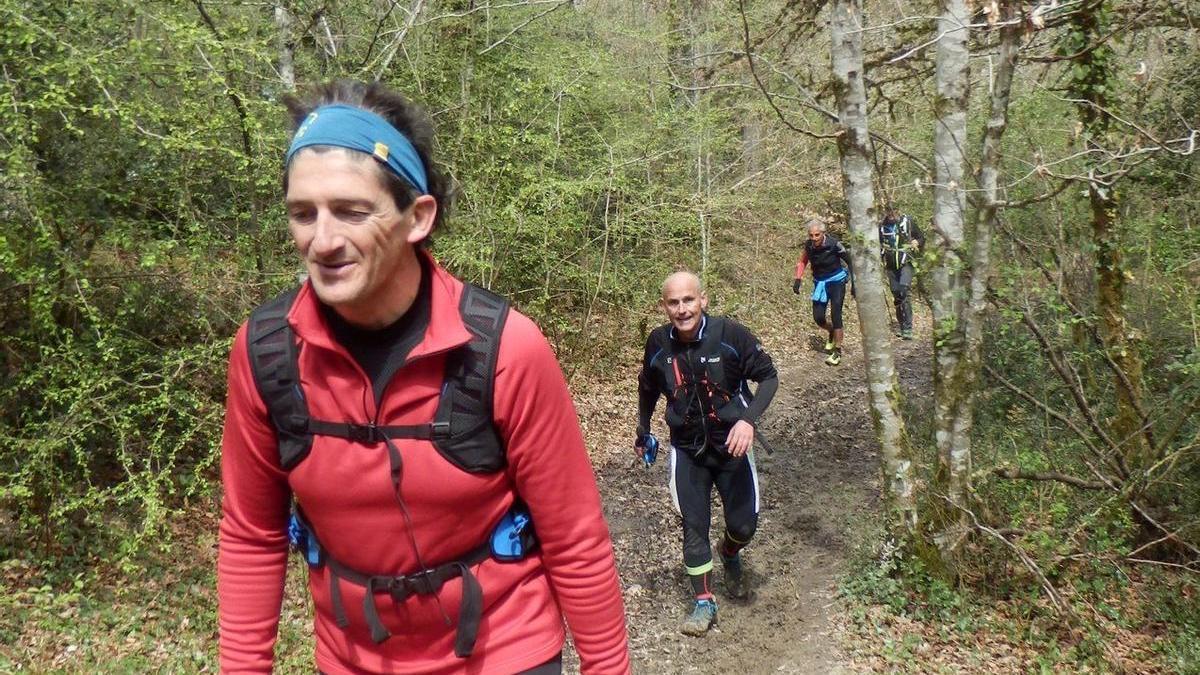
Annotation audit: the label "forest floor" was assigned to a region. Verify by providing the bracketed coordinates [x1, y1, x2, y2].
[572, 298, 932, 674]
[3, 298, 1189, 673]
[3, 255, 1188, 672]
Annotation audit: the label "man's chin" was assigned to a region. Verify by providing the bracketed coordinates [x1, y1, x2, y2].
[310, 280, 355, 308]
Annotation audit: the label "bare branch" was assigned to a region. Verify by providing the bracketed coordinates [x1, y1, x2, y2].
[993, 466, 1109, 490]
[420, 0, 567, 23]
[357, 0, 400, 68]
[477, 0, 570, 56]
[999, 223, 1158, 451]
[999, 176, 1072, 208]
[374, 0, 425, 79]
[734, 8, 930, 173]
[982, 363, 1115, 471]
[1124, 558, 1200, 573]
[1016, 300, 1127, 468]
[739, 0, 836, 140]
[943, 496, 1072, 616]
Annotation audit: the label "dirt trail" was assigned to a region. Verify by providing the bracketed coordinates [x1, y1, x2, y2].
[582, 309, 932, 674]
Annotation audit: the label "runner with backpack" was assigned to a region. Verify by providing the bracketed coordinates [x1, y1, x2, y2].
[792, 218, 856, 366]
[635, 271, 779, 637]
[878, 206, 925, 339]
[216, 80, 630, 674]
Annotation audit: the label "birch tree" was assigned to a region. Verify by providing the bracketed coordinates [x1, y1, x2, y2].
[927, 0, 973, 548]
[830, 0, 918, 534]
[274, 2, 294, 91]
[924, 0, 1024, 555]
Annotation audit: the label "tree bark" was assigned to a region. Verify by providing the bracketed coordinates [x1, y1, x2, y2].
[924, 4, 1022, 558]
[830, 0, 918, 535]
[962, 2, 1020, 441]
[274, 3, 295, 91]
[1068, 4, 1154, 471]
[928, 0, 971, 542]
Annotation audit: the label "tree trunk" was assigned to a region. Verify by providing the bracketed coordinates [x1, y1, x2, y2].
[741, 66, 761, 177]
[666, 0, 697, 107]
[274, 3, 294, 91]
[830, 0, 918, 535]
[924, 2, 1022, 553]
[963, 1, 1020, 435]
[1068, 4, 1154, 472]
[928, 0, 971, 547]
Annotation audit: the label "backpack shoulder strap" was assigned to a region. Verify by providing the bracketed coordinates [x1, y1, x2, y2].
[432, 283, 511, 474]
[700, 317, 732, 396]
[247, 286, 313, 470]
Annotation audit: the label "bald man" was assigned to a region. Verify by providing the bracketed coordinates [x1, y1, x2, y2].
[635, 272, 779, 636]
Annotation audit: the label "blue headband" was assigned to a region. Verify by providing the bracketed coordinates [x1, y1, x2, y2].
[285, 104, 429, 194]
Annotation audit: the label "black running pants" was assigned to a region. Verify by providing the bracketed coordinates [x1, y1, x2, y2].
[812, 279, 847, 331]
[887, 265, 914, 331]
[670, 446, 760, 572]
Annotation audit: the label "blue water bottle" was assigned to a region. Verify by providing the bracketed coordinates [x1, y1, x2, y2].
[640, 433, 660, 467]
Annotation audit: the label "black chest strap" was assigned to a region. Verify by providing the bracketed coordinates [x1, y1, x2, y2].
[246, 283, 509, 471]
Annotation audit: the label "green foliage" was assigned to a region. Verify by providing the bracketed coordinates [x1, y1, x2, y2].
[0, 0, 289, 563]
[0, 0, 745, 566]
[842, 535, 966, 622]
[1147, 575, 1200, 673]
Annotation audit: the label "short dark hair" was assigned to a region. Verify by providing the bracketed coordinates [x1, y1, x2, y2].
[281, 80, 451, 241]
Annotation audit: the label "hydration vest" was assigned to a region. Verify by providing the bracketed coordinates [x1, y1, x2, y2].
[246, 282, 534, 658]
[650, 317, 749, 451]
[804, 234, 849, 279]
[880, 214, 915, 269]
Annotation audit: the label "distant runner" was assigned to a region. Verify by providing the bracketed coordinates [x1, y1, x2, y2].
[793, 218, 855, 366]
[878, 206, 924, 339]
[636, 271, 779, 637]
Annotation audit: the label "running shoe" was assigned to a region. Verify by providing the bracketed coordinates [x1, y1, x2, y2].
[680, 598, 718, 636]
[721, 554, 749, 600]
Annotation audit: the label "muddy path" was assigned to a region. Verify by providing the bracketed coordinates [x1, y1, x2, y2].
[576, 307, 932, 674]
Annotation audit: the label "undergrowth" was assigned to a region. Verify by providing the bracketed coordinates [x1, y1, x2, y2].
[839, 513, 1199, 672]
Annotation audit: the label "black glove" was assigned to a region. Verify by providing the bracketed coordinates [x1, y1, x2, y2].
[792, 278, 802, 295]
[634, 427, 648, 448]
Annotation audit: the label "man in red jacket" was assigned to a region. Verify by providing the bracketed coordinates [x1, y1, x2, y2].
[217, 80, 630, 674]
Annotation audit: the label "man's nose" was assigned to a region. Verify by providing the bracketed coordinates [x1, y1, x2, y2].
[310, 210, 344, 256]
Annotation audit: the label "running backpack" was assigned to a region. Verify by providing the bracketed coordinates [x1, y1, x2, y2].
[652, 318, 750, 444]
[880, 214, 914, 269]
[245, 283, 531, 657]
[245, 282, 511, 473]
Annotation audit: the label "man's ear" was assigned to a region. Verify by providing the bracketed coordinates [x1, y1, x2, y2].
[405, 194, 438, 244]
[700, 292, 709, 311]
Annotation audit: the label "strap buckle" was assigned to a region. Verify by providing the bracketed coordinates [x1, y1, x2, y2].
[347, 423, 382, 444]
[430, 421, 452, 439]
[374, 568, 441, 602]
[404, 568, 441, 596]
[381, 576, 411, 603]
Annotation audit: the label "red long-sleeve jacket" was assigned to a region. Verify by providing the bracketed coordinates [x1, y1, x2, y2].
[218, 258, 630, 674]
